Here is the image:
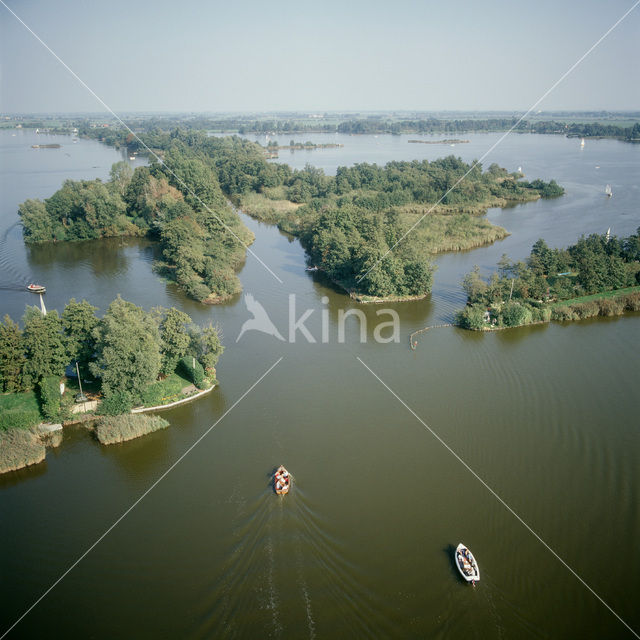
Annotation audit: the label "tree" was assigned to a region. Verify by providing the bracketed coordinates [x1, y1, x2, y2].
[90, 297, 161, 401]
[62, 299, 98, 378]
[462, 266, 488, 303]
[188, 323, 224, 374]
[21, 308, 68, 387]
[109, 161, 134, 197]
[18, 199, 51, 243]
[0, 315, 25, 392]
[39, 375, 62, 420]
[158, 308, 192, 376]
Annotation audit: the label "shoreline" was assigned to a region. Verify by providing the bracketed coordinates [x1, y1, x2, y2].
[131, 384, 216, 413]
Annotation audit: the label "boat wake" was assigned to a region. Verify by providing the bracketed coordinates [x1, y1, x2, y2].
[195, 483, 389, 637]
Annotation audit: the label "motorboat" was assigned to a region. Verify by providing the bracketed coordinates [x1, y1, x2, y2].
[274, 465, 291, 495]
[27, 283, 46, 293]
[455, 543, 480, 584]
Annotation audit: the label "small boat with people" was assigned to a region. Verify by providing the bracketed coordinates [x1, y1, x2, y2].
[305, 265, 319, 272]
[26, 283, 46, 293]
[455, 543, 480, 585]
[274, 465, 291, 495]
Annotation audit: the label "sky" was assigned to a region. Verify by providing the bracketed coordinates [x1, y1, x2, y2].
[0, 0, 639, 114]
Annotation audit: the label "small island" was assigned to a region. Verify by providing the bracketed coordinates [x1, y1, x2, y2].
[455, 229, 640, 330]
[264, 139, 343, 158]
[0, 296, 223, 474]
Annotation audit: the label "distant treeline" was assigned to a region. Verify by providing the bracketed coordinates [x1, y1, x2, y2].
[8, 113, 640, 143]
[78, 117, 640, 140]
[456, 230, 640, 329]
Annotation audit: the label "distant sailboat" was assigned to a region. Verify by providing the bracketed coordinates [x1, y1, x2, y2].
[517, 166, 523, 174]
[606, 227, 611, 242]
[605, 184, 612, 197]
[580, 138, 585, 147]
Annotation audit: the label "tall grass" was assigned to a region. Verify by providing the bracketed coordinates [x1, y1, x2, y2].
[0, 429, 45, 473]
[95, 414, 170, 445]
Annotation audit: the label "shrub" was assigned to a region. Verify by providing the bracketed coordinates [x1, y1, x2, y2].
[597, 297, 625, 317]
[39, 376, 61, 420]
[571, 301, 599, 319]
[455, 304, 488, 330]
[530, 306, 552, 323]
[501, 301, 532, 327]
[551, 306, 575, 321]
[0, 408, 42, 431]
[178, 355, 205, 389]
[99, 390, 134, 416]
[623, 291, 640, 311]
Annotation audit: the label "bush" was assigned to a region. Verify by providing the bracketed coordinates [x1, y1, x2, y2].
[39, 376, 61, 420]
[99, 390, 134, 416]
[551, 306, 575, 321]
[178, 355, 205, 389]
[530, 306, 552, 323]
[501, 301, 532, 327]
[0, 408, 42, 431]
[623, 291, 640, 311]
[455, 304, 488, 330]
[597, 297, 625, 317]
[571, 301, 599, 319]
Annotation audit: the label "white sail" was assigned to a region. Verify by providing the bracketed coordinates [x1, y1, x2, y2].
[580, 138, 585, 147]
[605, 184, 612, 196]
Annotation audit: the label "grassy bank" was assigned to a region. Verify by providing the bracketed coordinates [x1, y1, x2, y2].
[138, 371, 214, 409]
[236, 191, 302, 225]
[95, 414, 170, 445]
[458, 288, 640, 331]
[551, 288, 640, 321]
[551, 286, 640, 308]
[0, 428, 46, 473]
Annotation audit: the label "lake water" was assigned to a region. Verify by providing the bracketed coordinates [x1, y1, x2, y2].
[1, 128, 639, 638]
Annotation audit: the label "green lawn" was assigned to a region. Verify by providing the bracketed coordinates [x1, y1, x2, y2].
[0, 391, 43, 431]
[552, 285, 640, 307]
[139, 372, 196, 408]
[0, 390, 41, 413]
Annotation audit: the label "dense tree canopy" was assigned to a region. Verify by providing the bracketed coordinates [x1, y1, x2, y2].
[19, 126, 564, 301]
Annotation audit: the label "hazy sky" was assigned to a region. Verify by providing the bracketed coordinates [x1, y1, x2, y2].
[1, 0, 638, 113]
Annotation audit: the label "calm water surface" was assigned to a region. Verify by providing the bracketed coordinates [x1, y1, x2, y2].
[1, 129, 639, 638]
